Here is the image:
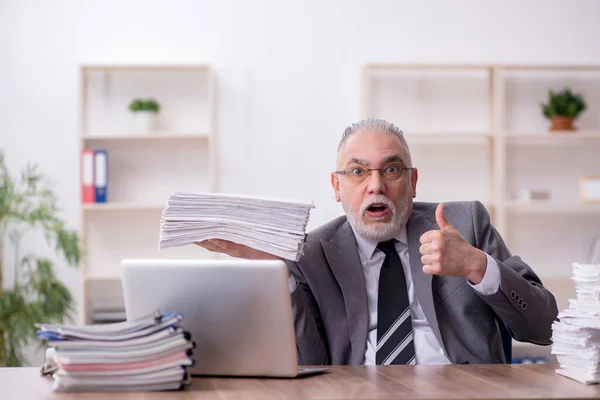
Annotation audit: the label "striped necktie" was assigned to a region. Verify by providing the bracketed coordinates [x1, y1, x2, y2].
[376, 240, 416, 365]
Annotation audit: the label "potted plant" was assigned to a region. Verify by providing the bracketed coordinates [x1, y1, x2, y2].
[0, 154, 80, 366]
[128, 98, 161, 133]
[541, 88, 586, 131]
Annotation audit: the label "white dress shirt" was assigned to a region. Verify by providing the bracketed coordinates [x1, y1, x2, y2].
[289, 225, 501, 365]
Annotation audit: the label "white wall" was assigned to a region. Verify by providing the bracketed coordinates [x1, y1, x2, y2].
[1, 0, 599, 365]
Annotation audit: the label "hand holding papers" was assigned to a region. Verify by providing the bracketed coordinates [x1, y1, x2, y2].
[552, 263, 600, 384]
[196, 238, 282, 261]
[158, 191, 315, 261]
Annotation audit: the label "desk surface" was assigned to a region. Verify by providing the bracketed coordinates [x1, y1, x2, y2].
[1, 365, 599, 399]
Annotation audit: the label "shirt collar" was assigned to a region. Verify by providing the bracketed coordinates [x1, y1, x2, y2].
[351, 224, 408, 260]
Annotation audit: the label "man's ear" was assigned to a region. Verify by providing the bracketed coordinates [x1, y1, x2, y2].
[331, 172, 341, 202]
[411, 168, 418, 198]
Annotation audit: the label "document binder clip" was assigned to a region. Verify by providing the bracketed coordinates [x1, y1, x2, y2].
[154, 309, 163, 324]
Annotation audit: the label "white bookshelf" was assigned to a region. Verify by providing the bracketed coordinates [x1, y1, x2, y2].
[362, 65, 600, 354]
[78, 64, 218, 324]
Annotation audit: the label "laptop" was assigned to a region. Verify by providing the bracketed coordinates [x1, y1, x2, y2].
[121, 258, 327, 378]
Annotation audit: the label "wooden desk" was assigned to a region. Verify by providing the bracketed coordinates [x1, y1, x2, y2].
[1, 364, 599, 399]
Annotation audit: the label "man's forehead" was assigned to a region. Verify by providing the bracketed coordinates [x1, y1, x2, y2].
[338, 131, 407, 164]
[341, 152, 405, 166]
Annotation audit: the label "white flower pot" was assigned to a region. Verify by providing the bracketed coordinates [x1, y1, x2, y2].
[132, 111, 157, 133]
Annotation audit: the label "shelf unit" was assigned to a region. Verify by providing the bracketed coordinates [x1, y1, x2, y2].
[78, 64, 218, 324]
[363, 64, 600, 359]
[361, 63, 600, 282]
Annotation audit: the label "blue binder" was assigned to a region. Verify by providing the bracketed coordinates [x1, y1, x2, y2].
[94, 149, 108, 203]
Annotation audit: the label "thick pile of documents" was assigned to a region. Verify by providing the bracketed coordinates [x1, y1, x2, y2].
[551, 263, 600, 384]
[159, 191, 315, 261]
[37, 312, 194, 392]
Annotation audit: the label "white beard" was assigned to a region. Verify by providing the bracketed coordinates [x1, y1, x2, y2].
[342, 193, 412, 242]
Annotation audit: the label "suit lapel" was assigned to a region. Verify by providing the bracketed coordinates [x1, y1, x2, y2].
[406, 208, 445, 351]
[321, 221, 369, 365]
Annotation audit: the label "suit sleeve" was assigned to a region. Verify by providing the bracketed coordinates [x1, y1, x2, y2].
[285, 259, 330, 365]
[470, 201, 559, 345]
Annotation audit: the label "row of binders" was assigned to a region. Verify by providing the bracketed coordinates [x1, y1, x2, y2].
[80, 148, 108, 203]
[37, 311, 194, 392]
[551, 263, 600, 384]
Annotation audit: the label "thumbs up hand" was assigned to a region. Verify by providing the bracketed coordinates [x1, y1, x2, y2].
[419, 203, 488, 284]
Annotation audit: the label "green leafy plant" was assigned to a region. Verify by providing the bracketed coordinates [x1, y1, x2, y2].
[128, 98, 161, 113]
[0, 155, 81, 366]
[541, 88, 586, 118]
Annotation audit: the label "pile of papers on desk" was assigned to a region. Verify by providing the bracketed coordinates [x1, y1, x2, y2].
[37, 312, 194, 392]
[158, 191, 315, 261]
[551, 263, 600, 384]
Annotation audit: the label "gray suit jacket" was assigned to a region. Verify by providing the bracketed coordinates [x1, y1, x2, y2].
[286, 200, 559, 365]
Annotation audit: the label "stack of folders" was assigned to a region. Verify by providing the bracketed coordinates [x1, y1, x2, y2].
[37, 312, 194, 392]
[551, 263, 600, 384]
[159, 191, 315, 261]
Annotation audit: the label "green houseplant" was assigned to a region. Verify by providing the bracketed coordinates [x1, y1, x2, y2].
[128, 98, 161, 113]
[541, 88, 586, 131]
[128, 98, 161, 133]
[0, 155, 80, 366]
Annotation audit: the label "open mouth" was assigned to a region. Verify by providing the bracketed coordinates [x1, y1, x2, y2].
[365, 203, 390, 218]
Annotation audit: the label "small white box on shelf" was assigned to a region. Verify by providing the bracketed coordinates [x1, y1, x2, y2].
[580, 176, 600, 203]
[515, 188, 551, 203]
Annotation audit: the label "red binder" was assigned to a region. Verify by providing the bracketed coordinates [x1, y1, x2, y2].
[81, 149, 95, 203]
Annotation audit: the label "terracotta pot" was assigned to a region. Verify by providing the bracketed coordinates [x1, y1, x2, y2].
[549, 116, 575, 131]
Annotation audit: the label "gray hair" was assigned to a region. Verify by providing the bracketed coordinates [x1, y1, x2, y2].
[337, 117, 412, 164]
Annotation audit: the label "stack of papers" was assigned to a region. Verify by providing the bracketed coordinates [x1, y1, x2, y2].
[551, 263, 600, 384]
[37, 312, 194, 392]
[159, 191, 315, 261]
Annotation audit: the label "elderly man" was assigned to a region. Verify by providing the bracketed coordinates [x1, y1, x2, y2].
[198, 118, 558, 366]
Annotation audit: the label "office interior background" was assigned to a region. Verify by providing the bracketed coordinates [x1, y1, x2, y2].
[1, 0, 600, 366]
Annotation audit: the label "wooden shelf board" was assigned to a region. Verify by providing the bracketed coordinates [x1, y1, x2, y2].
[402, 132, 492, 145]
[82, 203, 165, 211]
[506, 131, 600, 145]
[501, 65, 600, 71]
[83, 133, 210, 141]
[84, 275, 122, 282]
[81, 64, 210, 71]
[505, 201, 600, 214]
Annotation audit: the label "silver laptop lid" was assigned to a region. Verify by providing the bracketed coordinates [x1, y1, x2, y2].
[121, 258, 298, 377]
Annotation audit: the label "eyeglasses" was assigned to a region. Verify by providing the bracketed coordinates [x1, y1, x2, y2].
[334, 165, 414, 183]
